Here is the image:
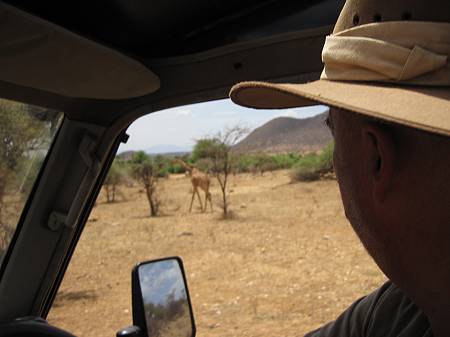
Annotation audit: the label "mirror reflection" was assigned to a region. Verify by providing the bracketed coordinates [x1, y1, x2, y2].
[138, 259, 193, 337]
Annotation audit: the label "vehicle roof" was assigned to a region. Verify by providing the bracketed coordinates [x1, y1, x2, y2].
[5, 0, 337, 57]
[1, 0, 343, 125]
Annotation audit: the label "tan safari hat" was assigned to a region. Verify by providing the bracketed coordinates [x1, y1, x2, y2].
[230, 0, 450, 137]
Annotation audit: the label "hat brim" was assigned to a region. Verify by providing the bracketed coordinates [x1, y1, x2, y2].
[230, 80, 450, 137]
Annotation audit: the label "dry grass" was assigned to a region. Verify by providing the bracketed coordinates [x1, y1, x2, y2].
[48, 170, 386, 337]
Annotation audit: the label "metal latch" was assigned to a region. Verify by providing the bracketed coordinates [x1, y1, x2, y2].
[47, 211, 67, 231]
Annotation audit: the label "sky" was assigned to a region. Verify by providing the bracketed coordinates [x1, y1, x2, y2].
[118, 98, 329, 153]
[139, 260, 187, 306]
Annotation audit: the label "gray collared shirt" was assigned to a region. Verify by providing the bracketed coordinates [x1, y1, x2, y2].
[305, 281, 433, 337]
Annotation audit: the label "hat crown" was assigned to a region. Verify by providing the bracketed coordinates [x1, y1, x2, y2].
[334, 0, 450, 33]
[229, 0, 450, 137]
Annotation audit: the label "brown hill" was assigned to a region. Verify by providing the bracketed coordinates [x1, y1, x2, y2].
[234, 112, 332, 154]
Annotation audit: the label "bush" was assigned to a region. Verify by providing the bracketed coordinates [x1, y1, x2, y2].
[194, 158, 214, 173]
[153, 155, 171, 178]
[168, 163, 186, 174]
[251, 153, 277, 173]
[290, 142, 334, 182]
[233, 152, 301, 174]
[130, 151, 167, 216]
[234, 154, 254, 173]
[318, 142, 334, 173]
[103, 159, 128, 202]
[272, 153, 302, 170]
[191, 139, 222, 162]
[290, 153, 322, 181]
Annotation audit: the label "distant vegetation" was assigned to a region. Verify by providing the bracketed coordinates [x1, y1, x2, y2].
[0, 99, 61, 261]
[114, 145, 333, 177]
[107, 140, 334, 217]
[106, 114, 335, 217]
[290, 142, 334, 182]
[235, 152, 302, 174]
[103, 160, 129, 203]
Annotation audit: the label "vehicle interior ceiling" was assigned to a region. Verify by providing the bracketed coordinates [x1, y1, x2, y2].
[1, 0, 342, 127]
[0, 0, 344, 324]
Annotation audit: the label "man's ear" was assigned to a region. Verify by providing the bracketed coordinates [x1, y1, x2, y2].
[361, 124, 396, 202]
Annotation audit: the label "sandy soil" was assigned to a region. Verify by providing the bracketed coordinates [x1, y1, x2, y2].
[48, 170, 386, 337]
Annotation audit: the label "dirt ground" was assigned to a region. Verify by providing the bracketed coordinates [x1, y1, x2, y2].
[48, 170, 386, 337]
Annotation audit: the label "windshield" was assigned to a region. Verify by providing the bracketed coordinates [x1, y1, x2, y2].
[49, 100, 386, 337]
[0, 98, 62, 265]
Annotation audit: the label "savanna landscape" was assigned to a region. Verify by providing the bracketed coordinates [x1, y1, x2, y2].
[0, 101, 386, 337]
[47, 169, 386, 337]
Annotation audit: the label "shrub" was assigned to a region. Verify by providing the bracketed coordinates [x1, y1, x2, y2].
[130, 151, 167, 216]
[103, 159, 128, 203]
[253, 153, 278, 173]
[290, 142, 334, 182]
[318, 142, 334, 172]
[272, 153, 302, 169]
[191, 139, 222, 162]
[153, 155, 171, 178]
[194, 158, 214, 173]
[168, 163, 185, 174]
[233, 152, 301, 174]
[290, 153, 322, 181]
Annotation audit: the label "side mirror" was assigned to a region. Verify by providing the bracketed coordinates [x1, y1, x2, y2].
[130, 257, 196, 337]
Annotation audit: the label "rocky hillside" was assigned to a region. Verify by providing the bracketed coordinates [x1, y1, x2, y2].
[234, 112, 332, 154]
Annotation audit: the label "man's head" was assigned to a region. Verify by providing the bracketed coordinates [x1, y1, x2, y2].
[328, 107, 450, 303]
[230, 0, 450, 331]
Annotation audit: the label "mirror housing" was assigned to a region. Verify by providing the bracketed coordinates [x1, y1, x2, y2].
[116, 326, 143, 337]
[131, 257, 196, 337]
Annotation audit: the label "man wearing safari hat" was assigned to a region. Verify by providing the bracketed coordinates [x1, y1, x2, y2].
[231, 0, 450, 336]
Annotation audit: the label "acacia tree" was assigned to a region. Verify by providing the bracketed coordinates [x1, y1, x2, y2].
[131, 151, 167, 217]
[194, 126, 248, 218]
